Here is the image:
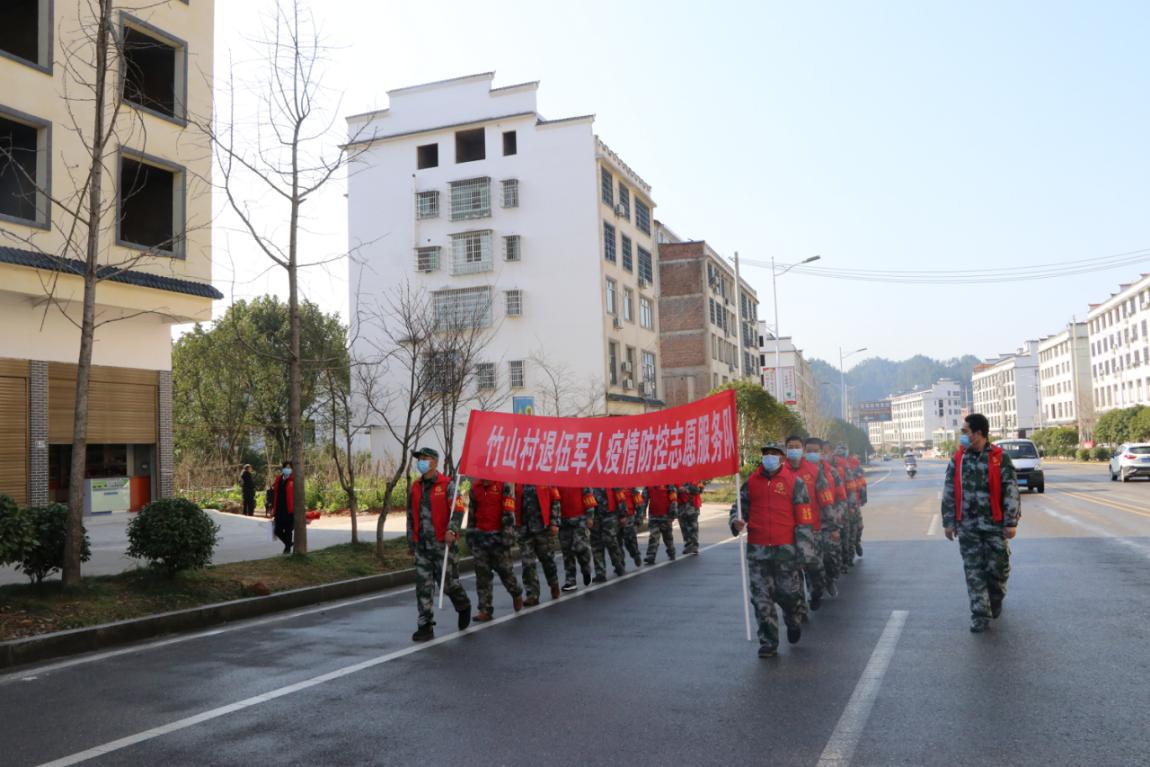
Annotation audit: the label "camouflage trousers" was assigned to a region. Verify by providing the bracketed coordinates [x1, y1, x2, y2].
[469, 532, 522, 614]
[851, 508, 864, 551]
[519, 528, 559, 600]
[616, 515, 642, 565]
[644, 517, 675, 563]
[414, 539, 471, 628]
[679, 510, 700, 554]
[558, 519, 592, 585]
[746, 545, 803, 650]
[590, 514, 627, 577]
[840, 505, 857, 567]
[957, 524, 1011, 621]
[804, 534, 828, 600]
[820, 527, 841, 587]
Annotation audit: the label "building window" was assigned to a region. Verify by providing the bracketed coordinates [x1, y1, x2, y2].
[450, 177, 491, 220]
[617, 183, 630, 220]
[509, 359, 525, 388]
[501, 178, 519, 208]
[604, 222, 616, 263]
[449, 230, 493, 275]
[0, 0, 51, 70]
[621, 235, 633, 272]
[505, 289, 522, 317]
[455, 128, 485, 163]
[601, 167, 613, 205]
[417, 143, 439, 169]
[609, 341, 618, 386]
[414, 246, 440, 273]
[122, 18, 187, 122]
[415, 190, 439, 219]
[433, 286, 492, 329]
[424, 351, 461, 394]
[503, 234, 521, 262]
[640, 297, 653, 329]
[637, 247, 653, 283]
[642, 351, 657, 397]
[476, 362, 496, 391]
[502, 131, 517, 156]
[623, 288, 634, 323]
[0, 109, 50, 227]
[605, 277, 617, 315]
[635, 199, 650, 235]
[118, 152, 184, 254]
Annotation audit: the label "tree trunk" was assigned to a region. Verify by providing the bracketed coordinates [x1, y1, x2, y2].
[288, 193, 306, 555]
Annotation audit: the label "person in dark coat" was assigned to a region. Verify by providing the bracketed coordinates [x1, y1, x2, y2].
[272, 461, 295, 554]
[240, 464, 256, 516]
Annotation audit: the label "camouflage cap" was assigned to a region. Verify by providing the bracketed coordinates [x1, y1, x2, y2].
[411, 446, 440, 459]
[761, 441, 786, 455]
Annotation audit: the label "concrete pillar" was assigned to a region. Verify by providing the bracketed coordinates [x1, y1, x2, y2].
[28, 360, 48, 505]
[158, 370, 174, 498]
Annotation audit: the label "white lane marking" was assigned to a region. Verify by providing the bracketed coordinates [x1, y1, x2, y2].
[35, 536, 740, 766]
[6, 510, 732, 684]
[927, 515, 941, 537]
[867, 468, 893, 487]
[1036, 505, 1150, 561]
[816, 610, 909, 767]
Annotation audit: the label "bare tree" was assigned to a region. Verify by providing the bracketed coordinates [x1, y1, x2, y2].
[318, 363, 364, 544]
[529, 350, 605, 417]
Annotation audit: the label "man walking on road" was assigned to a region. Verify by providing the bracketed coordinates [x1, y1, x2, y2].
[556, 486, 594, 591]
[643, 484, 678, 565]
[940, 414, 1021, 633]
[677, 482, 703, 555]
[614, 488, 643, 568]
[589, 487, 627, 582]
[515, 483, 562, 605]
[407, 448, 472, 642]
[467, 479, 524, 622]
[731, 442, 817, 658]
[786, 435, 830, 613]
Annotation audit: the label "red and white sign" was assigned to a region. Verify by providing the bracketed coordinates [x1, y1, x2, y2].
[458, 389, 739, 487]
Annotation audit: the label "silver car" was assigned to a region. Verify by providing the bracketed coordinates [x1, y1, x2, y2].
[1108, 443, 1150, 482]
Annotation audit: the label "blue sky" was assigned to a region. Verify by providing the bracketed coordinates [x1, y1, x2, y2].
[213, 0, 1150, 367]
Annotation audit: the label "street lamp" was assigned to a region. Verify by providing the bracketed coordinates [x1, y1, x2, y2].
[839, 345, 868, 421]
[770, 255, 821, 405]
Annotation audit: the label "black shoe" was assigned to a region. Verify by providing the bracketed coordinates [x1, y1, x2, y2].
[856, 543, 863, 557]
[561, 582, 578, 592]
[787, 624, 802, 644]
[615, 567, 627, 577]
[633, 558, 643, 568]
[592, 574, 607, 584]
[412, 625, 434, 642]
[810, 594, 822, 611]
[282, 543, 292, 554]
[583, 570, 592, 586]
[970, 618, 989, 633]
[799, 612, 810, 624]
[826, 581, 839, 597]
[643, 559, 655, 566]
[990, 599, 1003, 619]
[758, 644, 778, 658]
[458, 609, 472, 631]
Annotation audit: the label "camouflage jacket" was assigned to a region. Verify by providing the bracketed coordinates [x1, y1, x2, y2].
[940, 446, 1021, 529]
[589, 488, 615, 520]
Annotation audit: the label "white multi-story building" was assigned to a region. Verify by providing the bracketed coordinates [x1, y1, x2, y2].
[885, 380, 962, 450]
[345, 73, 663, 466]
[1086, 274, 1150, 414]
[1037, 322, 1094, 434]
[756, 328, 818, 429]
[971, 342, 1041, 437]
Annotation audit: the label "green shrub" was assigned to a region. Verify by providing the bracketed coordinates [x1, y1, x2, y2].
[1092, 446, 1111, 462]
[1074, 448, 1090, 462]
[0, 493, 31, 566]
[127, 498, 220, 576]
[13, 504, 91, 583]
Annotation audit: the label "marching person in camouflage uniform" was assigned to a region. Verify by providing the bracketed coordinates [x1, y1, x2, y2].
[809, 437, 842, 598]
[556, 486, 594, 591]
[822, 441, 850, 578]
[407, 448, 472, 642]
[644, 484, 678, 564]
[515, 483, 562, 605]
[589, 487, 627, 581]
[847, 449, 867, 557]
[633, 486, 649, 528]
[468, 479, 524, 622]
[677, 482, 703, 555]
[613, 488, 643, 568]
[786, 435, 830, 614]
[833, 444, 857, 571]
[940, 413, 1021, 633]
[731, 442, 818, 658]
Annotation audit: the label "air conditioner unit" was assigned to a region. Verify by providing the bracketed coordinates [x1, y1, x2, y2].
[613, 317, 623, 329]
[621, 361, 633, 374]
[614, 203, 627, 217]
[622, 378, 633, 390]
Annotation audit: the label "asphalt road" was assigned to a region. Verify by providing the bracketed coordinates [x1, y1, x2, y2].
[3, 461, 1149, 766]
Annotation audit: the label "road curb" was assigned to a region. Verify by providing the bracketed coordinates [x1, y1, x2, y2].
[0, 556, 476, 672]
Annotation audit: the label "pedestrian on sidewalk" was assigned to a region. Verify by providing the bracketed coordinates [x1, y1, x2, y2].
[467, 479, 524, 622]
[240, 464, 256, 517]
[271, 461, 294, 554]
[941, 413, 1021, 633]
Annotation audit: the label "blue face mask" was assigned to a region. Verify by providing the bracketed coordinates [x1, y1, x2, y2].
[785, 448, 803, 462]
[416, 459, 431, 474]
[806, 452, 822, 463]
[282, 467, 292, 478]
[959, 434, 971, 449]
[762, 455, 782, 472]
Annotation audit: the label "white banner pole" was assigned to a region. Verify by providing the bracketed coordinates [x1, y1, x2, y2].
[437, 479, 462, 610]
[732, 249, 754, 643]
[734, 479, 754, 642]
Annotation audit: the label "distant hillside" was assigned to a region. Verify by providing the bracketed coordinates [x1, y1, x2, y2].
[810, 354, 982, 419]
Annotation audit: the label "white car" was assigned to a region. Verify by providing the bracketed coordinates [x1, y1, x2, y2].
[1109, 443, 1150, 482]
[998, 439, 1045, 493]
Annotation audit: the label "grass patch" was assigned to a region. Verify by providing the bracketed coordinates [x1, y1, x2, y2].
[0, 539, 414, 642]
[704, 479, 737, 505]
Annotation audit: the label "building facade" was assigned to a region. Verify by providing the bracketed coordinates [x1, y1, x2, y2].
[888, 380, 963, 450]
[971, 342, 1041, 438]
[656, 230, 758, 408]
[345, 74, 663, 466]
[1086, 274, 1150, 415]
[1037, 322, 1094, 435]
[757, 328, 818, 430]
[0, 1, 218, 507]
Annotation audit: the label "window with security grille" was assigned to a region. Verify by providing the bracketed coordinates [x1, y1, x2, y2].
[433, 286, 492, 329]
[617, 184, 630, 220]
[415, 191, 439, 219]
[601, 167, 613, 205]
[504, 234, 521, 262]
[501, 179, 519, 208]
[603, 222, 616, 263]
[637, 247, 653, 283]
[450, 177, 491, 220]
[608, 342, 618, 386]
[505, 290, 523, 317]
[476, 363, 496, 391]
[621, 235, 633, 272]
[642, 351, 657, 397]
[414, 246, 440, 272]
[424, 351, 461, 393]
[450, 230, 493, 275]
[640, 297, 653, 329]
[509, 360, 525, 388]
[635, 199, 651, 234]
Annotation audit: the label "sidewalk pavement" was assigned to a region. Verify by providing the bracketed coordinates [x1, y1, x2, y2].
[0, 509, 410, 586]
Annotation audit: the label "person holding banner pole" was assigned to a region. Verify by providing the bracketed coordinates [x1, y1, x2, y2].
[555, 486, 594, 592]
[515, 484, 562, 605]
[408, 448, 472, 643]
[730, 441, 816, 659]
[589, 487, 628, 582]
[467, 479, 525, 622]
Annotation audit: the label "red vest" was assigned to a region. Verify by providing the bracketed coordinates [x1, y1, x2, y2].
[691, 483, 703, 509]
[471, 481, 510, 532]
[953, 446, 1005, 523]
[647, 485, 675, 518]
[272, 475, 294, 516]
[557, 486, 594, 519]
[410, 473, 456, 542]
[745, 467, 814, 546]
[791, 460, 823, 531]
[515, 484, 553, 528]
[827, 460, 847, 502]
[816, 461, 838, 511]
[611, 488, 635, 516]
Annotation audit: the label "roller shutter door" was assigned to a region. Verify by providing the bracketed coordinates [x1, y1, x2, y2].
[0, 376, 28, 505]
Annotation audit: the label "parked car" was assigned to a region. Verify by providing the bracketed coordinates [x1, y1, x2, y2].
[997, 439, 1045, 493]
[1108, 443, 1150, 482]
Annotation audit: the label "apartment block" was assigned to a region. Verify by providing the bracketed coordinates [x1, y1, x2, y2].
[757, 328, 818, 430]
[971, 342, 1041, 438]
[0, 1, 218, 507]
[1037, 321, 1094, 433]
[1086, 274, 1150, 414]
[888, 380, 963, 450]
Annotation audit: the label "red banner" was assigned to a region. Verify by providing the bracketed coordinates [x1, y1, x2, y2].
[458, 389, 739, 487]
